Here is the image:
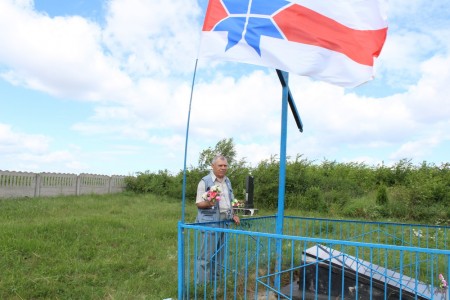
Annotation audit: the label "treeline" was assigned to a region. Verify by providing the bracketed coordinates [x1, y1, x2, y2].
[124, 155, 450, 224]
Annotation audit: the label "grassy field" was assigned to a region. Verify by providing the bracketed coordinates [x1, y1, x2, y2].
[3, 192, 431, 299]
[0, 192, 201, 299]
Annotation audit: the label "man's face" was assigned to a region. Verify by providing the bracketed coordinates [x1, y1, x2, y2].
[212, 158, 228, 179]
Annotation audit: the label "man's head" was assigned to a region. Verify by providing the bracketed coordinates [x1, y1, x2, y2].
[211, 155, 228, 179]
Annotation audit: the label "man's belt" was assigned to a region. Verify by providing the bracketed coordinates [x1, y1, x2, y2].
[198, 208, 217, 215]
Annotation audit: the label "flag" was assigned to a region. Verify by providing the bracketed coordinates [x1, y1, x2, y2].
[198, 0, 388, 88]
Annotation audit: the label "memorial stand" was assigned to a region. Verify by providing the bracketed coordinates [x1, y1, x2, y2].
[233, 175, 258, 216]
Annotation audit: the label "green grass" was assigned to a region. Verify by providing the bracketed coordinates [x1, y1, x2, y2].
[2, 193, 444, 299]
[0, 192, 198, 299]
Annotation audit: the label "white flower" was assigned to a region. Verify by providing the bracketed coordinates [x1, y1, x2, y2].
[210, 185, 222, 193]
[413, 229, 423, 237]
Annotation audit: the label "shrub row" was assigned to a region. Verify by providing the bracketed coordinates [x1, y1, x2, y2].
[124, 157, 450, 224]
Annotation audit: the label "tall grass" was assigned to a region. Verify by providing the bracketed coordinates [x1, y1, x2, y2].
[0, 193, 197, 299]
[1, 191, 446, 299]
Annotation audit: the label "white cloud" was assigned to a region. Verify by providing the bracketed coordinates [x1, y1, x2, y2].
[375, 0, 450, 90]
[0, 0, 131, 101]
[103, 0, 202, 76]
[0, 123, 87, 173]
[15, 150, 89, 173]
[0, 0, 449, 174]
[10, 0, 32, 9]
[190, 69, 281, 137]
[389, 134, 443, 162]
[380, 32, 434, 85]
[407, 55, 450, 123]
[0, 123, 50, 154]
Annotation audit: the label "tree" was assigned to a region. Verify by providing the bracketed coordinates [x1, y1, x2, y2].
[198, 138, 237, 170]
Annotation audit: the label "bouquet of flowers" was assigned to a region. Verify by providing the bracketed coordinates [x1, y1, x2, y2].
[439, 274, 448, 290]
[435, 274, 448, 295]
[232, 199, 245, 208]
[202, 185, 222, 205]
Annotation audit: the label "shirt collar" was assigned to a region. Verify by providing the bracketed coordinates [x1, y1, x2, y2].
[210, 171, 225, 183]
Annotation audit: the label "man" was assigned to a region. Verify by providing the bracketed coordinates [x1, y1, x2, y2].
[195, 154, 240, 284]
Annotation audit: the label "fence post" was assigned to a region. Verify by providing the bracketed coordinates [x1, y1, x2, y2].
[108, 176, 112, 194]
[76, 175, 81, 196]
[35, 173, 41, 198]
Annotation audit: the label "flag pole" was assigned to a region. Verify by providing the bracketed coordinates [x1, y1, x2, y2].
[276, 70, 289, 236]
[275, 69, 289, 291]
[181, 59, 199, 224]
[178, 59, 198, 300]
[275, 70, 303, 291]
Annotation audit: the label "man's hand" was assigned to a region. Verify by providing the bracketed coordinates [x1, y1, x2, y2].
[196, 200, 214, 209]
[232, 214, 240, 225]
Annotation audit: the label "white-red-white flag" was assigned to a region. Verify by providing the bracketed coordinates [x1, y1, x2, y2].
[198, 0, 388, 88]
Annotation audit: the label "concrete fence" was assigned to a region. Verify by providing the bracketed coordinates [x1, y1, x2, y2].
[0, 170, 127, 199]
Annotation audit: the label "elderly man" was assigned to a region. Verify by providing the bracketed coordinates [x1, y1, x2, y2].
[195, 154, 240, 284]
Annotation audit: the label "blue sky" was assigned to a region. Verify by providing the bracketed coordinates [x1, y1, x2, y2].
[0, 0, 449, 176]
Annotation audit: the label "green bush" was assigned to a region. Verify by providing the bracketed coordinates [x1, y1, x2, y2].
[301, 186, 327, 212]
[253, 156, 280, 209]
[124, 154, 450, 224]
[323, 189, 350, 208]
[285, 194, 302, 210]
[124, 170, 175, 196]
[387, 186, 411, 220]
[376, 185, 388, 206]
[341, 196, 380, 220]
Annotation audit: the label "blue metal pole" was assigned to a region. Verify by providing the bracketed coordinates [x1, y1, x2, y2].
[275, 70, 289, 290]
[181, 59, 198, 224]
[179, 59, 198, 299]
[276, 69, 289, 235]
[177, 221, 184, 300]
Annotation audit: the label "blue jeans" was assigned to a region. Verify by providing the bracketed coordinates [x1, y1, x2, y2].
[196, 211, 228, 284]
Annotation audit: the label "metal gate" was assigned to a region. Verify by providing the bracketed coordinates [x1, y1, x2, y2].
[178, 216, 450, 299]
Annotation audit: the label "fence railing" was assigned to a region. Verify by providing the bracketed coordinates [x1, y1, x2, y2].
[178, 216, 450, 299]
[0, 170, 127, 198]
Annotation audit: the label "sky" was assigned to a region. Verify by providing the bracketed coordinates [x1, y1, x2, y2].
[0, 0, 449, 176]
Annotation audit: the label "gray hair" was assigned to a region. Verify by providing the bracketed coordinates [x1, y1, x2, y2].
[211, 154, 227, 165]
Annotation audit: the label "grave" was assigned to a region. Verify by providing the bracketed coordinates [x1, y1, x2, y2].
[281, 244, 441, 299]
[233, 175, 258, 216]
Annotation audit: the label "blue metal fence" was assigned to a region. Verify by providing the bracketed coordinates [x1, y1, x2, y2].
[178, 216, 450, 299]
